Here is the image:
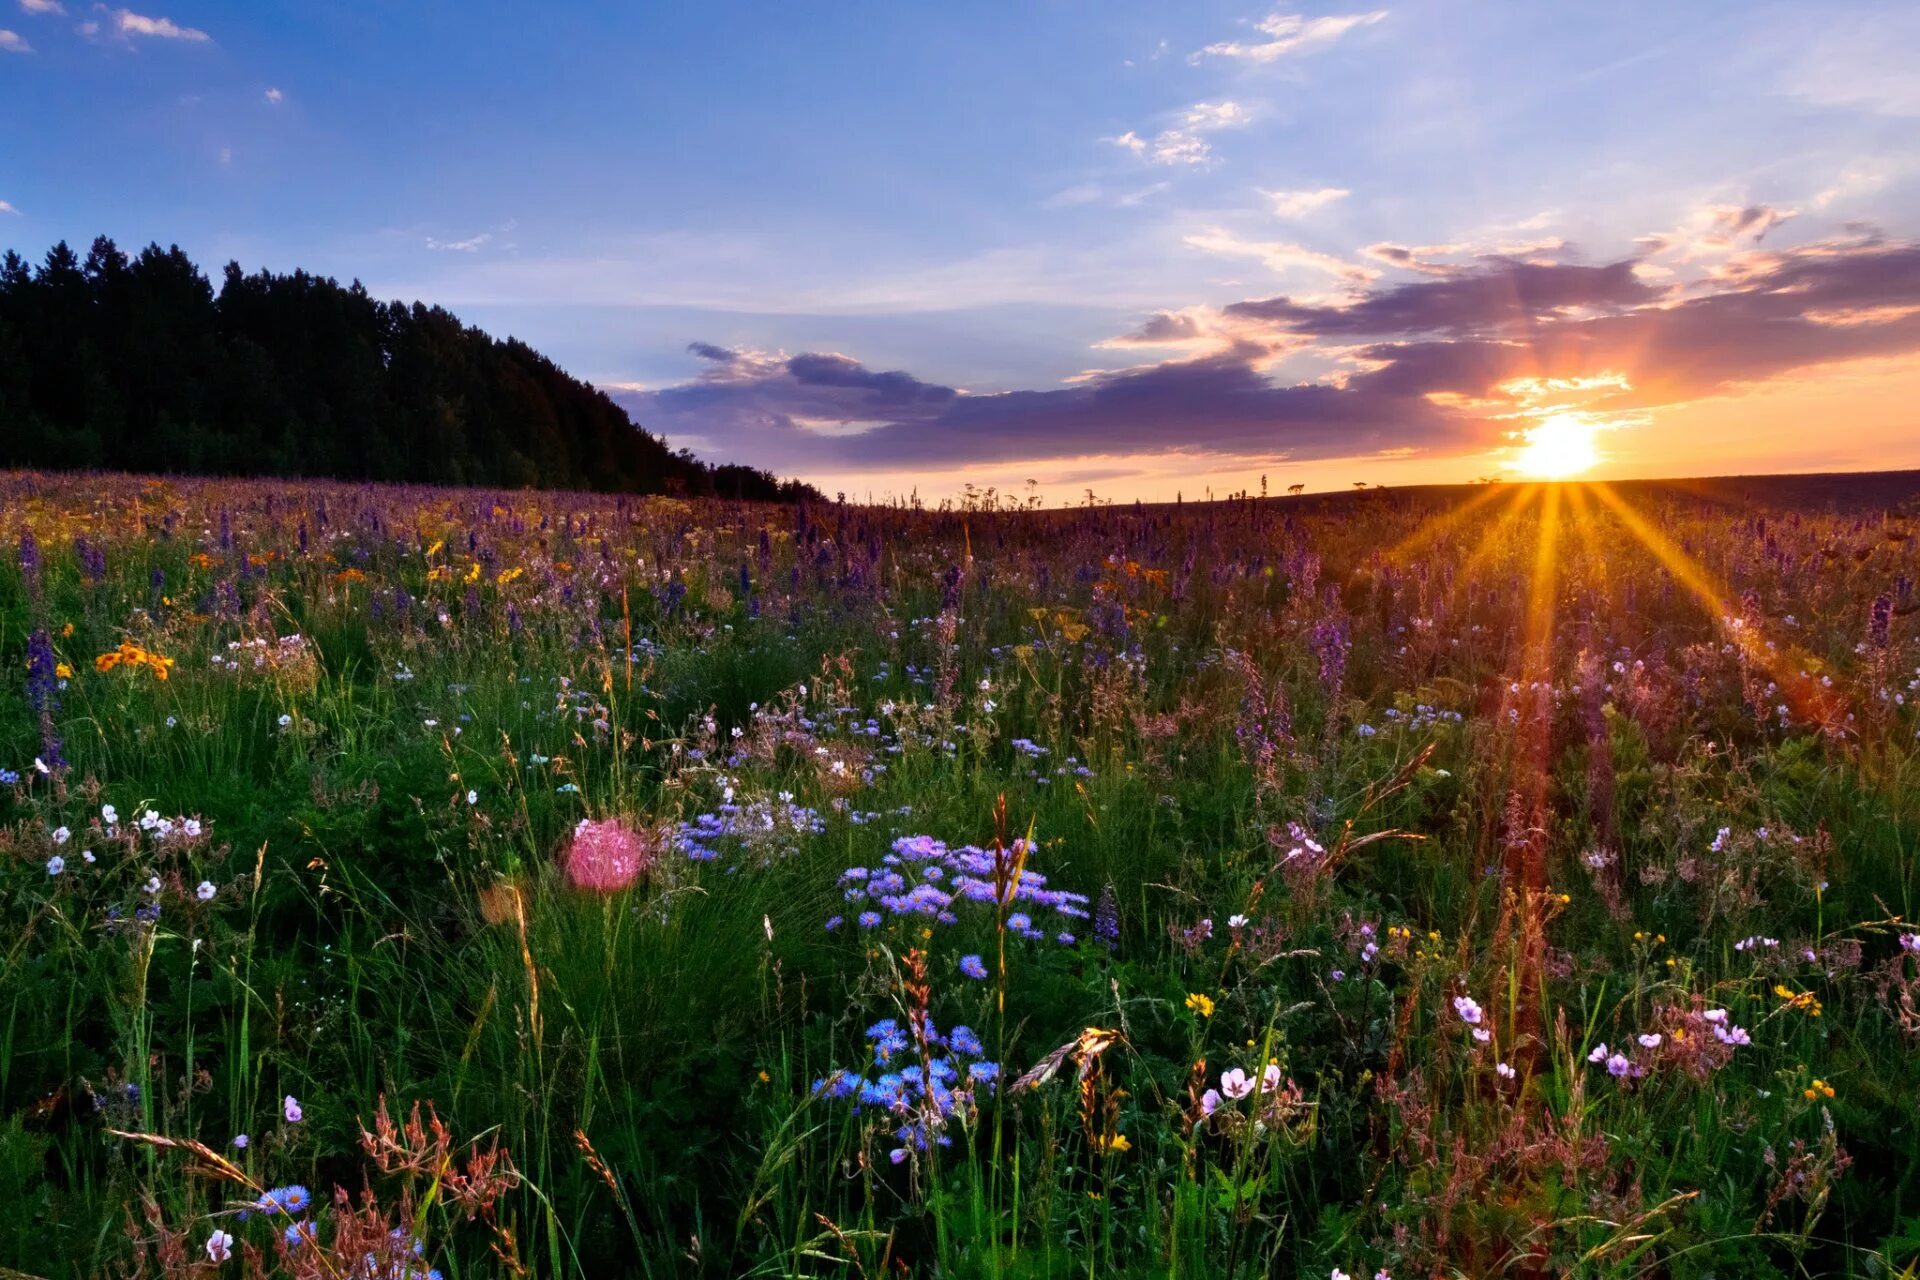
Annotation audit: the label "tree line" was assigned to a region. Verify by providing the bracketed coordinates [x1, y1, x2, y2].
[0, 236, 819, 501]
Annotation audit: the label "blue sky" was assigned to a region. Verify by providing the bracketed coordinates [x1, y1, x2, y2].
[5, 1, 1920, 499]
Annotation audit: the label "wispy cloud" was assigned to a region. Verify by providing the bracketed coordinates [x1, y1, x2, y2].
[87, 7, 210, 41]
[1106, 129, 1211, 167]
[0, 27, 31, 51]
[1782, 10, 1920, 117]
[19, 0, 65, 14]
[1261, 187, 1350, 218]
[425, 233, 493, 253]
[0, 199, 20, 215]
[263, 86, 284, 104]
[1184, 226, 1378, 283]
[1193, 10, 1387, 64]
[1812, 162, 1890, 210]
[1107, 100, 1250, 168]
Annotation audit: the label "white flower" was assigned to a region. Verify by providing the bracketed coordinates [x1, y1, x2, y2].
[184, 818, 201, 837]
[52, 825, 71, 844]
[145, 876, 162, 895]
[205, 1230, 233, 1263]
[82, 850, 95, 864]
[278, 713, 292, 727]
[197, 881, 217, 901]
[101, 804, 118, 825]
[1228, 913, 1249, 928]
[466, 789, 478, 805]
[1496, 1061, 1516, 1079]
[1637, 1033, 1662, 1049]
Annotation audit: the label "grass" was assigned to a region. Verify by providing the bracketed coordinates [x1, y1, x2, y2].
[2, 469, 1919, 1277]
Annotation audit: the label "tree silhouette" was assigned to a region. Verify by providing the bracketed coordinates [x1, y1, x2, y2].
[0, 237, 819, 500]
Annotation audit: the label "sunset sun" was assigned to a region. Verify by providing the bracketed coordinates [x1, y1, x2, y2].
[1513, 414, 1601, 479]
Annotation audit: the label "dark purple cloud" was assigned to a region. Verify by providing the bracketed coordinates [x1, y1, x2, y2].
[1225, 258, 1659, 337]
[610, 235, 1920, 474]
[1340, 239, 1920, 405]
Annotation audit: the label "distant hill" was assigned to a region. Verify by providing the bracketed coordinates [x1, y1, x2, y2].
[0, 236, 819, 501]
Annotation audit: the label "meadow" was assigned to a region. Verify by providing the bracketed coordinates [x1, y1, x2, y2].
[3, 468, 1920, 1279]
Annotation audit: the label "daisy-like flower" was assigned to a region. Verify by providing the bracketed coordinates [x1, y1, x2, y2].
[259, 1184, 310, 1215]
[959, 954, 989, 980]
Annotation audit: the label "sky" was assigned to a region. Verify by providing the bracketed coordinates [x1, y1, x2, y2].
[4, 1, 1920, 503]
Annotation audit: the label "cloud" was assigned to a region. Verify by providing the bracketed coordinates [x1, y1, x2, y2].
[95, 7, 209, 41]
[0, 199, 19, 215]
[0, 27, 30, 50]
[1262, 187, 1349, 219]
[1194, 9, 1387, 63]
[1106, 100, 1251, 169]
[1227, 257, 1657, 336]
[1783, 10, 1920, 116]
[19, 0, 64, 14]
[1106, 128, 1212, 167]
[613, 341, 1475, 472]
[425, 233, 493, 252]
[1184, 227, 1379, 283]
[1637, 202, 1798, 262]
[1183, 100, 1250, 129]
[264, 86, 283, 104]
[1812, 162, 1890, 210]
[607, 234, 1920, 481]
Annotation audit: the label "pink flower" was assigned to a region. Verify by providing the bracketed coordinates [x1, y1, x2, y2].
[562, 818, 655, 892]
[1220, 1068, 1254, 1100]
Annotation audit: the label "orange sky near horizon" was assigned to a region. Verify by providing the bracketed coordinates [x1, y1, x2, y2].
[793, 353, 1920, 507]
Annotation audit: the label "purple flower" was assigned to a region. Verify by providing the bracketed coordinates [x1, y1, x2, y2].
[283, 1094, 303, 1124]
[958, 954, 988, 980]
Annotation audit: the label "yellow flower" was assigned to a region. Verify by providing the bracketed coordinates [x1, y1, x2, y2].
[54, 662, 73, 679]
[1094, 1132, 1131, 1155]
[1185, 993, 1215, 1018]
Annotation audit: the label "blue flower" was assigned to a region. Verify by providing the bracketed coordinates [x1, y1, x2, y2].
[857, 911, 882, 929]
[260, 1184, 311, 1216]
[958, 953, 988, 980]
[949, 1025, 984, 1056]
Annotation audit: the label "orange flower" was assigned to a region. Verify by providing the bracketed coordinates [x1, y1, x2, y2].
[95, 642, 175, 681]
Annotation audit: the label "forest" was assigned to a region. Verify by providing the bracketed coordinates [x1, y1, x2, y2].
[0, 237, 816, 501]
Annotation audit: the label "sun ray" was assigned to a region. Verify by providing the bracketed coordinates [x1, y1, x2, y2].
[1586, 481, 1849, 732]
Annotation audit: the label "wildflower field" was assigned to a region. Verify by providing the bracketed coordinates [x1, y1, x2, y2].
[5, 468, 1920, 1279]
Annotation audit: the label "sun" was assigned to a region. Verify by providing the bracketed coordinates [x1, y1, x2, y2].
[1512, 413, 1601, 479]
